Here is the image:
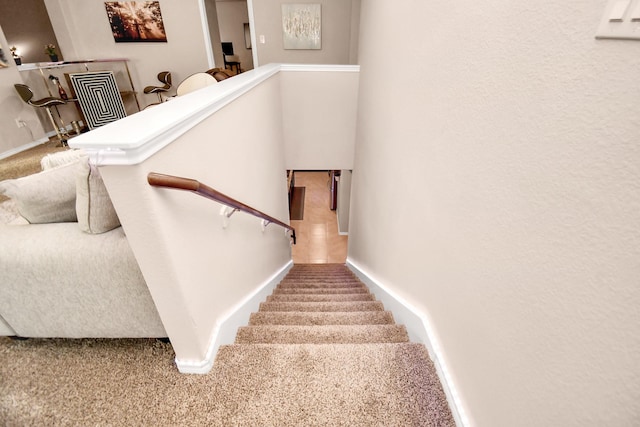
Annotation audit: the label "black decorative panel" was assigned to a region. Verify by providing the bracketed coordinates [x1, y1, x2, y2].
[70, 71, 127, 130]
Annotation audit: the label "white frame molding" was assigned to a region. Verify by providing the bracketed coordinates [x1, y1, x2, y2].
[247, 0, 259, 68]
[198, 0, 215, 69]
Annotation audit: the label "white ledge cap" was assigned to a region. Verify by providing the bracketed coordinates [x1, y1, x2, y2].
[69, 63, 359, 166]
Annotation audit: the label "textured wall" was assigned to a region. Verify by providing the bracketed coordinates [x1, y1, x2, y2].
[0, 26, 46, 158]
[281, 70, 358, 170]
[349, 0, 640, 425]
[44, 0, 211, 108]
[251, 0, 358, 66]
[0, 0, 61, 63]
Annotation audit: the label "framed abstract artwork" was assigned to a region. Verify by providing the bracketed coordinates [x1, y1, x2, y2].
[282, 4, 321, 50]
[70, 71, 127, 130]
[105, 1, 167, 43]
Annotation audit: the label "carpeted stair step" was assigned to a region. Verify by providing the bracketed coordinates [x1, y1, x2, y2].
[282, 273, 356, 279]
[276, 281, 366, 289]
[234, 324, 410, 344]
[208, 343, 454, 426]
[259, 301, 384, 312]
[266, 293, 375, 302]
[277, 281, 363, 287]
[209, 264, 455, 425]
[248, 311, 396, 326]
[272, 287, 370, 295]
[289, 263, 349, 270]
[278, 280, 362, 286]
[281, 272, 356, 278]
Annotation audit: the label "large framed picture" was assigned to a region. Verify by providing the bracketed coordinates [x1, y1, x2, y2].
[282, 4, 321, 50]
[105, 1, 167, 43]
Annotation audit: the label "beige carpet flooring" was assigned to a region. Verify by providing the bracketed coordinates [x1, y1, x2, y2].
[0, 264, 455, 426]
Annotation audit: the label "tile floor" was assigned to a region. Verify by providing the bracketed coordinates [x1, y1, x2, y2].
[290, 171, 348, 264]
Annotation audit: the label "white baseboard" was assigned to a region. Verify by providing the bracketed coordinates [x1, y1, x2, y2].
[0, 137, 49, 161]
[346, 259, 469, 427]
[175, 260, 293, 374]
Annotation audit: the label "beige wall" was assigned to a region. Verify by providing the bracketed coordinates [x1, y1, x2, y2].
[0, 0, 62, 63]
[0, 0, 214, 155]
[216, 0, 253, 71]
[349, 0, 640, 425]
[252, 0, 359, 66]
[44, 0, 211, 107]
[281, 69, 358, 170]
[0, 27, 47, 158]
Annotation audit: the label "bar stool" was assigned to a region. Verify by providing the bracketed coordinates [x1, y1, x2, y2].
[14, 84, 69, 145]
[143, 71, 172, 104]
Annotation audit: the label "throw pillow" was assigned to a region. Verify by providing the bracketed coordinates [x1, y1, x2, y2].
[76, 157, 120, 234]
[0, 161, 78, 223]
[41, 149, 85, 170]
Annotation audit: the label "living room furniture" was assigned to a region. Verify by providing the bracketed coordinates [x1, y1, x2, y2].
[205, 68, 234, 81]
[0, 151, 166, 338]
[175, 72, 217, 96]
[222, 42, 241, 74]
[143, 71, 172, 103]
[17, 58, 140, 133]
[14, 83, 69, 144]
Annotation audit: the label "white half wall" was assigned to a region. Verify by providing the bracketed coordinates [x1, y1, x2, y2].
[69, 63, 360, 368]
[95, 74, 293, 365]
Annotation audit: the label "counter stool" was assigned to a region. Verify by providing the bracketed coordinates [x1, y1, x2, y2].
[143, 71, 172, 104]
[14, 84, 69, 145]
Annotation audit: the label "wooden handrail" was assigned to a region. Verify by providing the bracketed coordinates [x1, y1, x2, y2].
[147, 172, 296, 244]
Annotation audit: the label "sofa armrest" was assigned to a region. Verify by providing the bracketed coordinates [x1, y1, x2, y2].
[0, 223, 166, 338]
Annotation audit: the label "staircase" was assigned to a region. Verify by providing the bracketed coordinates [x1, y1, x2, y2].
[208, 264, 455, 426]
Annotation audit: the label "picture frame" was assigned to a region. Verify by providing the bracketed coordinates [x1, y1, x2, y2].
[104, 1, 167, 43]
[282, 4, 321, 50]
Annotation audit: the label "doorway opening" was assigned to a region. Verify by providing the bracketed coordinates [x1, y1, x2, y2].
[288, 171, 349, 264]
[203, 0, 254, 73]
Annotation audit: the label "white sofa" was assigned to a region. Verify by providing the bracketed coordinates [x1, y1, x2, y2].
[0, 151, 166, 338]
